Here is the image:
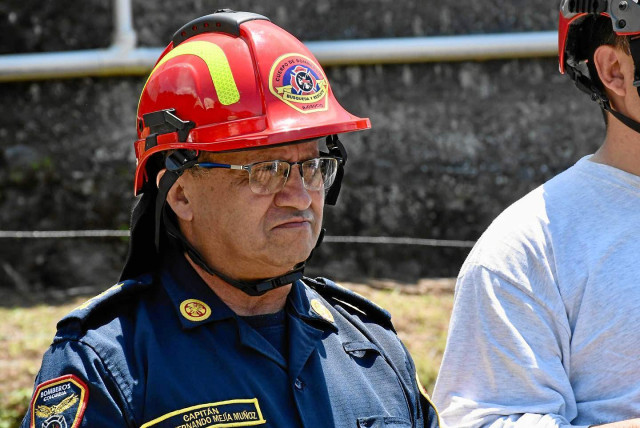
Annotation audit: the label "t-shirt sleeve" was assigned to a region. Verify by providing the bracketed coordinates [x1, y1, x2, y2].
[20, 339, 134, 428]
[432, 264, 587, 428]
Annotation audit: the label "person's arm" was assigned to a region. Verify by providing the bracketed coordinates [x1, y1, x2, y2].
[21, 339, 135, 427]
[433, 264, 582, 428]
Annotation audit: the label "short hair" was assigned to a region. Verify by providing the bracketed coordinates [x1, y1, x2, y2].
[567, 15, 630, 124]
[584, 16, 629, 93]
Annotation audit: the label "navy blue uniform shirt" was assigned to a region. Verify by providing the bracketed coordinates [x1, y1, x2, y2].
[22, 252, 439, 427]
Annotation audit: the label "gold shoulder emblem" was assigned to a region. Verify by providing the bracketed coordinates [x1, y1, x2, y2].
[311, 299, 334, 323]
[180, 299, 212, 322]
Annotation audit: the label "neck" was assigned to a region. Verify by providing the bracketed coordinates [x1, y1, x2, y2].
[185, 253, 292, 316]
[591, 113, 640, 176]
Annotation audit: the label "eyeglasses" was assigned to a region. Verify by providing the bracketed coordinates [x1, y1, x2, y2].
[195, 157, 339, 195]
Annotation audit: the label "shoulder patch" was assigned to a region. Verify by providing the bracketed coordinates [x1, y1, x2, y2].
[305, 277, 393, 329]
[30, 374, 89, 428]
[57, 274, 154, 332]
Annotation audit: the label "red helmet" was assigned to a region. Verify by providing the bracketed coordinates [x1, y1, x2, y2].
[134, 10, 370, 195]
[558, 0, 640, 135]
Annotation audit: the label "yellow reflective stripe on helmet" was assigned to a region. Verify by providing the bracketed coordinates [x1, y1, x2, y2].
[141, 40, 240, 107]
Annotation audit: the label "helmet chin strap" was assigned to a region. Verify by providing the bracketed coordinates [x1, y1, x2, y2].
[163, 207, 308, 296]
[154, 142, 335, 297]
[570, 36, 640, 135]
[601, 98, 640, 134]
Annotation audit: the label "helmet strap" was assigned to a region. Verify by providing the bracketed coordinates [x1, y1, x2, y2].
[163, 208, 305, 296]
[568, 36, 640, 136]
[155, 149, 313, 296]
[324, 135, 347, 205]
[154, 150, 199, 251]
[602, 100, 640, 134]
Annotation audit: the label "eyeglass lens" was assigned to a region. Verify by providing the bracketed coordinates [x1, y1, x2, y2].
[249, 158, 337, 195]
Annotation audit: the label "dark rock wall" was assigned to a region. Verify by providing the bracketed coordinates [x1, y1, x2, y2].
[0, 0, 604, 288]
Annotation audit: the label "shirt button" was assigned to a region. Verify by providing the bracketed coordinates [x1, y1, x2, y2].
[294, 378, 305, 390]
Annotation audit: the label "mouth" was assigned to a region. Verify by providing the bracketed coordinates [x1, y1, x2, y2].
[273, 217, 313, 229]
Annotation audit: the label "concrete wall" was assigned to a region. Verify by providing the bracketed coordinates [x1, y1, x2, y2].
[0, 0, 605, 289]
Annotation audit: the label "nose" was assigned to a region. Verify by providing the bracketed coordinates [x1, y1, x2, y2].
[274, 164, 313, 209]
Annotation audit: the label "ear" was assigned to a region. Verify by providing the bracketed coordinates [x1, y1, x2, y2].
[158, 169, 194, 222]
[593, 45, 627, 98]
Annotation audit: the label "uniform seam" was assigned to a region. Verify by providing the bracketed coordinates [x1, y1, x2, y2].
[462, 263, 573, 341]
[63, 338, 138, 427]
[332, 304, 417, 425]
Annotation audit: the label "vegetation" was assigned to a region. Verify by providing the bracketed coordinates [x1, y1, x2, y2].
[0, 282, 453, 428]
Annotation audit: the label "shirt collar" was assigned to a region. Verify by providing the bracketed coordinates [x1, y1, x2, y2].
[160, 247, 337, 332]
[288, 279, 338, 332]
[161, 247, 236, 329]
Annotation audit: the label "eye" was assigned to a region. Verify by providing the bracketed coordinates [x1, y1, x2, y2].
[248, 161, 289, 194]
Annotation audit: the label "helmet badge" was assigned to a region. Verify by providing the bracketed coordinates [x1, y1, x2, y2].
[269, 53, 328, 113]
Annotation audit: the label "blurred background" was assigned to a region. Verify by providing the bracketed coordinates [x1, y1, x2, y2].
[0, 0, 604, 290]
[0, 0, 605, 291]
[0, 0, 608, 425]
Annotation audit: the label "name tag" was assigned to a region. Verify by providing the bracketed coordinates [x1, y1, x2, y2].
[141, 398, 267, 428]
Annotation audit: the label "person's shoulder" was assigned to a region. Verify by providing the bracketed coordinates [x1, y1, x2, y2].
[304, 276, 394, 331]
[484, 160, 585, 235]
[458, 166, 587, 287]
[55, 274, 156, 341]
[470, 161, 588, 257]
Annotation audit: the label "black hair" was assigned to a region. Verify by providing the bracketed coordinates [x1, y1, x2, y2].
[566, 15, 630, 125]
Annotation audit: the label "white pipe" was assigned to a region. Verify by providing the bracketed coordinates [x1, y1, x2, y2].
[0, 48, 162, 81]
[0, 0, 559, 82]
[307, 32, 558, 65]
[113, 0, 136, 51]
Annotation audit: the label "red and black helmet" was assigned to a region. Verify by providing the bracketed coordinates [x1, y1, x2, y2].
[560, 0, 640, 86]
[559, 0, 640, 132]
[134, 10, 370, 195]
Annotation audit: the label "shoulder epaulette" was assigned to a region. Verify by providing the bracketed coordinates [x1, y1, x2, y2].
[57, 274, 155, 332]
[305, 277, 394, 330]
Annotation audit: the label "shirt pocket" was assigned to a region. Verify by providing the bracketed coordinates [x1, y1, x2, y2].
[341, 340, 413, 424]
[357, 415, 412, 427]
[343, 341, 381, 362]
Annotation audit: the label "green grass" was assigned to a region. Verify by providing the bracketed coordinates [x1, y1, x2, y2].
[0, 298, 89, 428]
[345, 281, 454, 390]
[0, 282, 453, 428]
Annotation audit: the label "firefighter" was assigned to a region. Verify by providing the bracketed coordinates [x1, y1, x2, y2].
[22, 10, 439, 428]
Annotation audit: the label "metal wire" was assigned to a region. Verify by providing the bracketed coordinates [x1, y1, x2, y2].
[0, 230, 130, 238]
[0, 230, 476, 247]
[323, 236, 475, 248]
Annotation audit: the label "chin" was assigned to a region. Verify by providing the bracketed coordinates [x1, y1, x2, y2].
[271, 248, 314, 270]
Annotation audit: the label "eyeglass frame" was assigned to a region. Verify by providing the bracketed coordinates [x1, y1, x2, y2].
[193, 156, 341, 195]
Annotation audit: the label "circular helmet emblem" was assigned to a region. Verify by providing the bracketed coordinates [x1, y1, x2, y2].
[269, 53, 329, 114]
[292, 66, 317, 94]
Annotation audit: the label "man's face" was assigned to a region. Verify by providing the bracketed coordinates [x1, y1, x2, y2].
[178, 140, 325, 280]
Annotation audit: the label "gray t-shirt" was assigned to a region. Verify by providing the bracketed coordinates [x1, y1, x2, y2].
[433, 156, 640, 427]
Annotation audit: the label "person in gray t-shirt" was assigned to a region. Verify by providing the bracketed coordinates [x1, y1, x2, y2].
[433, 2, 640, 427]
